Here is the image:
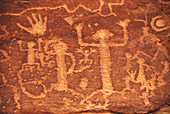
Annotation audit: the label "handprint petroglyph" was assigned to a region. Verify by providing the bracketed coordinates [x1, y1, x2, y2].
[17, 13, 47, 36]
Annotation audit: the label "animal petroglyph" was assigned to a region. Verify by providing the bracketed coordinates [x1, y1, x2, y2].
[75, 19, 130, 91]
[150, 15, 169, 32]
[17, 13, 47, 36]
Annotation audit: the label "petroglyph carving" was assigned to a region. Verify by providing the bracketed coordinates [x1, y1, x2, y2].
[17, 65, 46, 99]
[17, 40, 39, 65]
[0, 0, 125, 18]
[0, 73, 7, 87]
[99, 0, 125, 16]
[79, 77, 88, 90]
[123, 51, 167, 105]
[135, 12, 169, 60]
[64, 16, 75, 26]
[17, 13, 47, 36]
[74, 47, 96, 73]
[44, 39, 76, 91]
[75, 19, 130, 91]
[157, 61, 169, 87]
[0, 49, 10, 62]
[17, 39, 48, 98]
[152, 42, 169, 61]
[150, 15, 169, 32]
[17, 38, 86, 98]
[135, 11, 160, 44]
[0, 25, 9, 38]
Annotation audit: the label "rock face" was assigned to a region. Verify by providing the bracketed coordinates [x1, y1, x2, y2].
[0, 0, 169, 113]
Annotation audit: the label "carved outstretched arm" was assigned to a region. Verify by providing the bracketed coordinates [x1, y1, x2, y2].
[74, 23, 100, 47]
[108, 19, 130, 47]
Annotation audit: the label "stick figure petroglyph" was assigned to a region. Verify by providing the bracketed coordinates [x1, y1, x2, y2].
[76, 47, 96, 65]
[17, 13, 47, 36]
[74, 47, 96, 73]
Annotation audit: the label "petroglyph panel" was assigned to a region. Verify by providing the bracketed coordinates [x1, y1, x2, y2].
[0, 0, 169, 113]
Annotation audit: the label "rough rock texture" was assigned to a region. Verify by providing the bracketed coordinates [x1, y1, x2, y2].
[0, 0, 169, 113]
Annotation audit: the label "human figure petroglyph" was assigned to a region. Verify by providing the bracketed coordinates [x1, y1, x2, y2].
[75, 19, 130, 91]
[74, 47, 96, 73]
[123, 51, 167, 105]
[17, 13, 47, 36]
[17, 39, 48, 98]
[17, 38, 85, 98]
[0, 49, 10, 62]
[44, 39, 76, 91]
[75, 19, 130, 106]
[18, 40, 37, 64]
[150, 15, 169, 32]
